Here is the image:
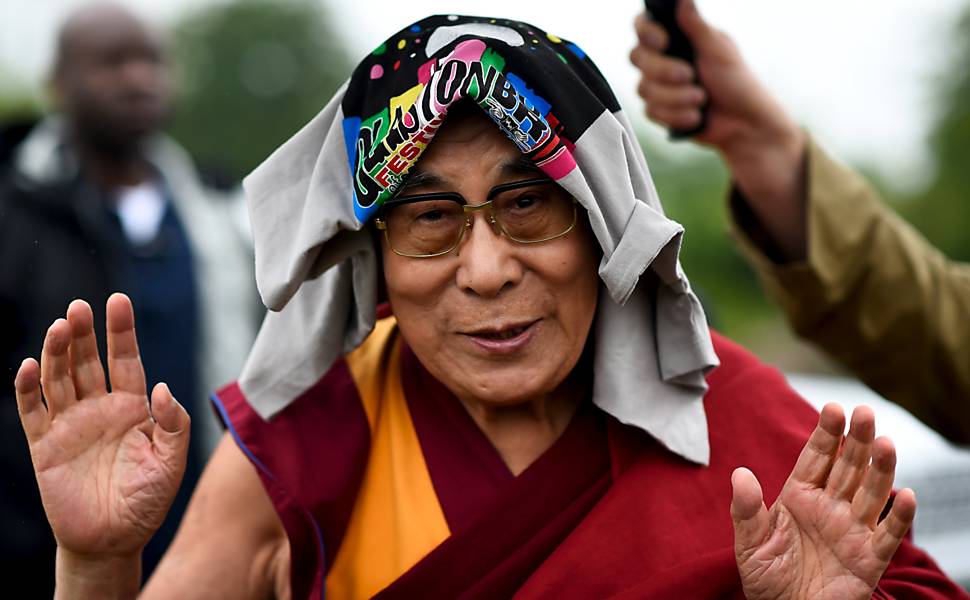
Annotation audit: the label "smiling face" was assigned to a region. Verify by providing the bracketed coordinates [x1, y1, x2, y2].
[380, 106, 600, 408]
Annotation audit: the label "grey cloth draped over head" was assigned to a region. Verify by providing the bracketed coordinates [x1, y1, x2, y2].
[238, 14, 720, 464]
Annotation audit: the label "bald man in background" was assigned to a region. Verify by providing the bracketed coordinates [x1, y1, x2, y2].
[0, 4, 258, 593]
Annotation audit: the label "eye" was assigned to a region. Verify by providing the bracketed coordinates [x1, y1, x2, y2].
[391, 199, 462, 228]
[514, 195, 538, 210]
[416, 208, 446, 223]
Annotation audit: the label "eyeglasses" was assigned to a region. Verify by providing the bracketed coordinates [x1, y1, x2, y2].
[374, 178, 578, 258]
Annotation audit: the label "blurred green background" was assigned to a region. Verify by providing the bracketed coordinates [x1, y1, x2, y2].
[2, 0, 968, 373]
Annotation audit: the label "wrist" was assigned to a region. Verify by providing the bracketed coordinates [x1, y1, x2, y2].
[721, 117, 804, 191]
[722, 118, 809, 262]
[55, 547, 141, 600]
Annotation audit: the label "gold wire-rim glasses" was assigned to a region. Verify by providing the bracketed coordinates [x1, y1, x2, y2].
[374, 178, 578, 258]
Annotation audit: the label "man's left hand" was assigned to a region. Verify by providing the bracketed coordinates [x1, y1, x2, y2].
[732, 403, 916, 599]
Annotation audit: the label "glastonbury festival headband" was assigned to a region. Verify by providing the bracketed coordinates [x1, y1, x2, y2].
[239, 15, 720, 464]
[341, 16, 614, 222]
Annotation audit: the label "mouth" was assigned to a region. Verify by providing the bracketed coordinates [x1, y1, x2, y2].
[469, 323, 533, 339]
[461, 320, 540, 354]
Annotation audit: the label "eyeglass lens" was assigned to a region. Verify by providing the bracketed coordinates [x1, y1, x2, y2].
[384, 181, 575, 257]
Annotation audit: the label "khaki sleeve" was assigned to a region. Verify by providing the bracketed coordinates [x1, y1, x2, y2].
[729, 137, 970, 445]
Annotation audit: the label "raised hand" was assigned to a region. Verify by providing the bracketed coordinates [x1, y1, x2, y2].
[629, 0, 798, 154]
[14, 294, 190, 570]
[732, 403, 916, 600]
[630, 0, 810, 261]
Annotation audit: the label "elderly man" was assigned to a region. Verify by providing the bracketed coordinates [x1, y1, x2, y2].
[0, 2, 257, 590]
[13, 14, 967, 599]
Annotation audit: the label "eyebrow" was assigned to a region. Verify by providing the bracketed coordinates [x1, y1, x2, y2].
[397, 170, 443, 194]
[500, 155, 548, 179]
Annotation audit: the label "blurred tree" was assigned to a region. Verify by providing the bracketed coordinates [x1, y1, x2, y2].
[899, 5, 970, 260]
[0, 64, 41, 125]
[0, 66, 42, 166]
[167, 0, 351, 181]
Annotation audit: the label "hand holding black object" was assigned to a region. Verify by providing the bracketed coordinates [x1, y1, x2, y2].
[630, 0, 809, 260]
[643, 0, 707, 137]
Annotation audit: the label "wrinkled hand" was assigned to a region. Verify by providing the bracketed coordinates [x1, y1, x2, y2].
[14, 294, 190, 560]
[629, 0, 799, 155]
[732, 403, 916, 600]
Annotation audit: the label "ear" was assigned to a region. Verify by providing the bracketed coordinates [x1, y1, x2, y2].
[370, 224, 390, 307]
[47, 74, 66, 113]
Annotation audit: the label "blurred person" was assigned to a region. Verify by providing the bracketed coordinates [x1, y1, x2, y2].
[0, 2, 258, 592]
[12, 15, 967, 599]
[630, 0, 970, 445]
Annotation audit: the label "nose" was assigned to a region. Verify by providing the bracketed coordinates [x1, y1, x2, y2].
[120, 57, 164, 95]
[454, 211, 523, 299]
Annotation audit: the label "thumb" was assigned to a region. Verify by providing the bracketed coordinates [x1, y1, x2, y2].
[677, 0, 716, 49]
[731, 467, 771, 557]
[150, 382, 190, 478]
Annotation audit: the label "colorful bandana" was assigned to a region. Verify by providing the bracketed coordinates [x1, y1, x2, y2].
[341, 16, 617, 222]
[239, 15, 720, 464]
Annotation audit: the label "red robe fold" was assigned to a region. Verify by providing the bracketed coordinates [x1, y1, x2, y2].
[212, 324, 967, 599]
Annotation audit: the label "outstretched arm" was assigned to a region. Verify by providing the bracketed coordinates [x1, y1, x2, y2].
[630, 2, 970, 442]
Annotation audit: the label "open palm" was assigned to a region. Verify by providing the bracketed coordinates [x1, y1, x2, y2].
[732, 404, 916, 600]
[14, 294, 190, 558]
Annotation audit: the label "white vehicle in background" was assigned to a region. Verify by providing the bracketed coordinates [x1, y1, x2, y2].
[787, 375, 970, 590]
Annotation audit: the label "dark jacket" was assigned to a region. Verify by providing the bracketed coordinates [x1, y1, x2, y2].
[0, 123, 133, 595]
[0, 118, 257, 595]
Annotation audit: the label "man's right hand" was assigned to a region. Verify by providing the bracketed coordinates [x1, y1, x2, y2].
[14, 294, 190, 596]
[630, 0, 810, 261]
[630, 0, 799, 157]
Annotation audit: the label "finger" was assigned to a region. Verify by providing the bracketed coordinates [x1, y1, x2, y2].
[872, 488, 916, 562]
[788, 403, 845, 488]
[66, 299, 107, 399]
[677, 0, 714, 47]
[645, 103, 703, 131]
[105, 293, 146, 396]
[638, 80, 706, 112]
[40, 319, 77, 418]
[731, 467, 771, 559]
[851, 436, 897, 528]
[14, 358, 49, 443]
[629, 46, 694, 85]
[827, 405, 876, 500]
[150, 383, 191, 480]
[634, 12, 669, 51]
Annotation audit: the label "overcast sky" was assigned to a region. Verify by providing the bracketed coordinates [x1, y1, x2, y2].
[1, 0, 965, 191]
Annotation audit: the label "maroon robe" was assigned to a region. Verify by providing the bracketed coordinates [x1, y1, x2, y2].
[213, 331, 967, 599]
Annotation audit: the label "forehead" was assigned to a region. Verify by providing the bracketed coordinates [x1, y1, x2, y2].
[62, 10, 162, 62]
[406, 107, 544, 186]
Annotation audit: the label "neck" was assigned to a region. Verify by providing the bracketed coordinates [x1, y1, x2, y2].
[459, 376, 586, 476]
[69, 127, 152, 190]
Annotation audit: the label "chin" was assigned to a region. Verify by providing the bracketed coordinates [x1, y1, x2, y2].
[455, 369, 561, 407]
